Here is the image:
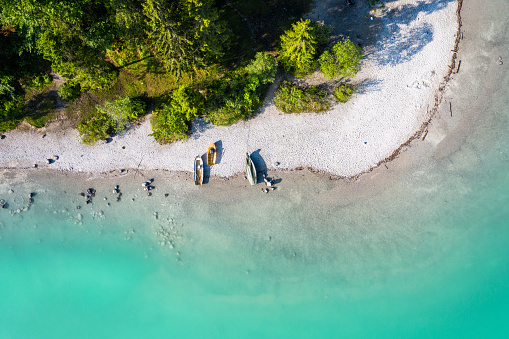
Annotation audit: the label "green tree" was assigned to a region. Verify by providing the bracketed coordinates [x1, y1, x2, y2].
[245, 52, 278, 85]
[279, 19, 319, 76]
[143, 0, 231, 76]
[319, 38, 362, 79]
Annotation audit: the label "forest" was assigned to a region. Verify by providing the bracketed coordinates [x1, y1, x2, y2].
[0, 0, 364, 144]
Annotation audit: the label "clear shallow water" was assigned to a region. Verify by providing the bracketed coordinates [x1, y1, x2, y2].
[2, 1, 509, 337]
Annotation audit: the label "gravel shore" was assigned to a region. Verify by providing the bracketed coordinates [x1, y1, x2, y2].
[0, 0, 459, 178]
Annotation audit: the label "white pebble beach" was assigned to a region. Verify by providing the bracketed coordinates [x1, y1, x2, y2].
[0, 0, 459, 178]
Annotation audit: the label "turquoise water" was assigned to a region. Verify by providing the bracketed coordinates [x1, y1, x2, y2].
[2, 1, 509, 337]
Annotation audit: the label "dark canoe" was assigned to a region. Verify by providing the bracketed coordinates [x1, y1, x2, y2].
[245, 152, 257, 185]
[194, 155, 203, 186]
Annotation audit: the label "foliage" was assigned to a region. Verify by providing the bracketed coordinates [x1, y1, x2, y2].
[273, 81, 330, 113]
[206, 72, 261, 126]
[319, 38, 362, 79]
[150, 104, 189, 143]
[149, 85, 204, 143]
[77, 97, 146, 144]
[25, 95, 56, 128]
[58, 81, 81, 101]
[0, 75, 24, 132]
[37, 27, 117, 91]
[169, 85, 205, 121]
[96, 97, 146, 134]
[333, 83, 356, 103]
[278, 19, 318, 76]
[143, 0, 231, 76]
[77, 110, 110, 145]
[245, 52, 278, 85]
[313, 22, 332, 46]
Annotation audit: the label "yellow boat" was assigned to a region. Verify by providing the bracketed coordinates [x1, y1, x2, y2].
[207, 143, 217, 165]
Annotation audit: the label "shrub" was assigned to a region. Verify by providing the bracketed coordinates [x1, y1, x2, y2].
[169, 85, 205, 121]
[150, 104, 189, 143]
[333, 83, 356, 103]
[0, 75, 24, 132]
[77, 97, 146, 144]
[274, 81, 330, 113]
[58, 81, 81, 101]
[206, 73, 261, 126]
[96, 97, 146, 134]
[245, 52, 278, 85]
[77, 110, 110, 144]
[278, 19, 319, 76]
[319, 37, 362, 79]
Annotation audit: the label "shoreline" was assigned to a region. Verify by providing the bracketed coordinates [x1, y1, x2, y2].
[0, 0, 460, 179]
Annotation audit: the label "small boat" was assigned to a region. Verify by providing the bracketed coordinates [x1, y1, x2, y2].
[245, 152, 257, 185]
[194, 155, 203, 186]
[207, 143, 217, 165]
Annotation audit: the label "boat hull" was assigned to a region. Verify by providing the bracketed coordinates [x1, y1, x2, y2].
[194, 155, 203, 186]
[245, 153, 257, 185]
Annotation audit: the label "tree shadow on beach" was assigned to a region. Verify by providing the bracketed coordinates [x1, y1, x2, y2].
[190, 118, 213, 141]
[355, 78, 383, 94]
[308, 0, 456, 67]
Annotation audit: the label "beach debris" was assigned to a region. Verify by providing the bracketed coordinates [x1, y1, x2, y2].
[76, 206, 81, 209]
[46, 159, 53, 164]
[147, 192, 152, 196]
[33, 163, 38, 168]
[52, 155, 59, 161]
[87, 188, 96, 197]
[120, 169, 126, 173]
[455, 60, 461, 73]
[164, 193, 169, 198]
[0, 135, 5, 140]
[113, 185, 120, 194]
[421, 130, 429, 141]
[499, 56, 503, 65]
[264, 188, 269, 193]
[270, 187, 276, 191]
[79, 192, 85, 197]
[8, 189, 13, 194]
[274, 161, 280, 167]
[0, 199, 7, 209]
